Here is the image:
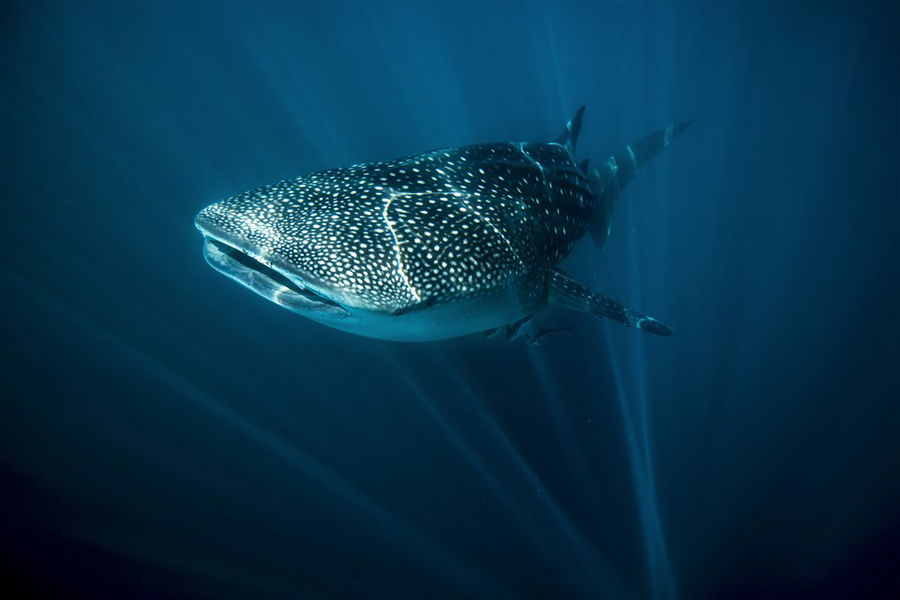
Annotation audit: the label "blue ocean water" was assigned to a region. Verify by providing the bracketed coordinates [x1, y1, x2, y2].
[1, 1, 898, 598]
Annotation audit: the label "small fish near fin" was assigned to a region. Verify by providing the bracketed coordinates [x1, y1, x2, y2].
[548, 269, 672, 336]
[524, 325, 574, 346]
[484, 319, 571, 345]
[482, 314, 532, 341]
[504, 314, 534, 342]
[555, 105, 586, 153]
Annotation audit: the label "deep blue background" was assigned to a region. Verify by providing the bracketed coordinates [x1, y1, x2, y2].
[2, 2, 898, 599]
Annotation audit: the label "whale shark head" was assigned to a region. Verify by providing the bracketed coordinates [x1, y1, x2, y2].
[196, 213, 352, 322]
[195, 177, 409, 326]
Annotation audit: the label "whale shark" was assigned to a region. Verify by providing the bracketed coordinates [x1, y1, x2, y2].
[195, 107, 690, 341]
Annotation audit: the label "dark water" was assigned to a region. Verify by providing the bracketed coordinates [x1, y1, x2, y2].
[2, 2, 898, 599]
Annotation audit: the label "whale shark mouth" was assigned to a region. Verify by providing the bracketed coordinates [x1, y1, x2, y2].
[201, 237, 349, 317]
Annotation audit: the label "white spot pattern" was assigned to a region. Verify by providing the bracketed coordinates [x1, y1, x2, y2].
[196, 141, 596, 313]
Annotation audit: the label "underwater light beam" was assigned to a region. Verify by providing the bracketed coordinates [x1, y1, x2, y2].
[7, 272, 505, 597]
[526, 346, 602, 504]
[603, 325, 677, 600]
[434, 353, 639, 599]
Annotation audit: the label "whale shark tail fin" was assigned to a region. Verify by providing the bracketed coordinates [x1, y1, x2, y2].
[556, 105, 586, 153]
[589, 120, 692, 248]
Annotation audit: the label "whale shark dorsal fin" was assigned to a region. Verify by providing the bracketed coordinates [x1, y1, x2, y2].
[548, 269, 672, 336]
[555, 105, 586, 153]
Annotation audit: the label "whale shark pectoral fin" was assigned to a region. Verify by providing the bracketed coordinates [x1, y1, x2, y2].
[548, 269, 672, 336]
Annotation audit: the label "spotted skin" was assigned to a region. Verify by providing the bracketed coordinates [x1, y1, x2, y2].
[195, 109, 689, 341]
[197, 143, 591, 311]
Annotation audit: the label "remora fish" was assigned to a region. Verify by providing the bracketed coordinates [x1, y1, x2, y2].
[195, 107, 690, 342]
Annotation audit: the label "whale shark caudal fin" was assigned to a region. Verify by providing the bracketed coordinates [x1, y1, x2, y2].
[589, 119, 692, 248]
[548, 269, 672, 336]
